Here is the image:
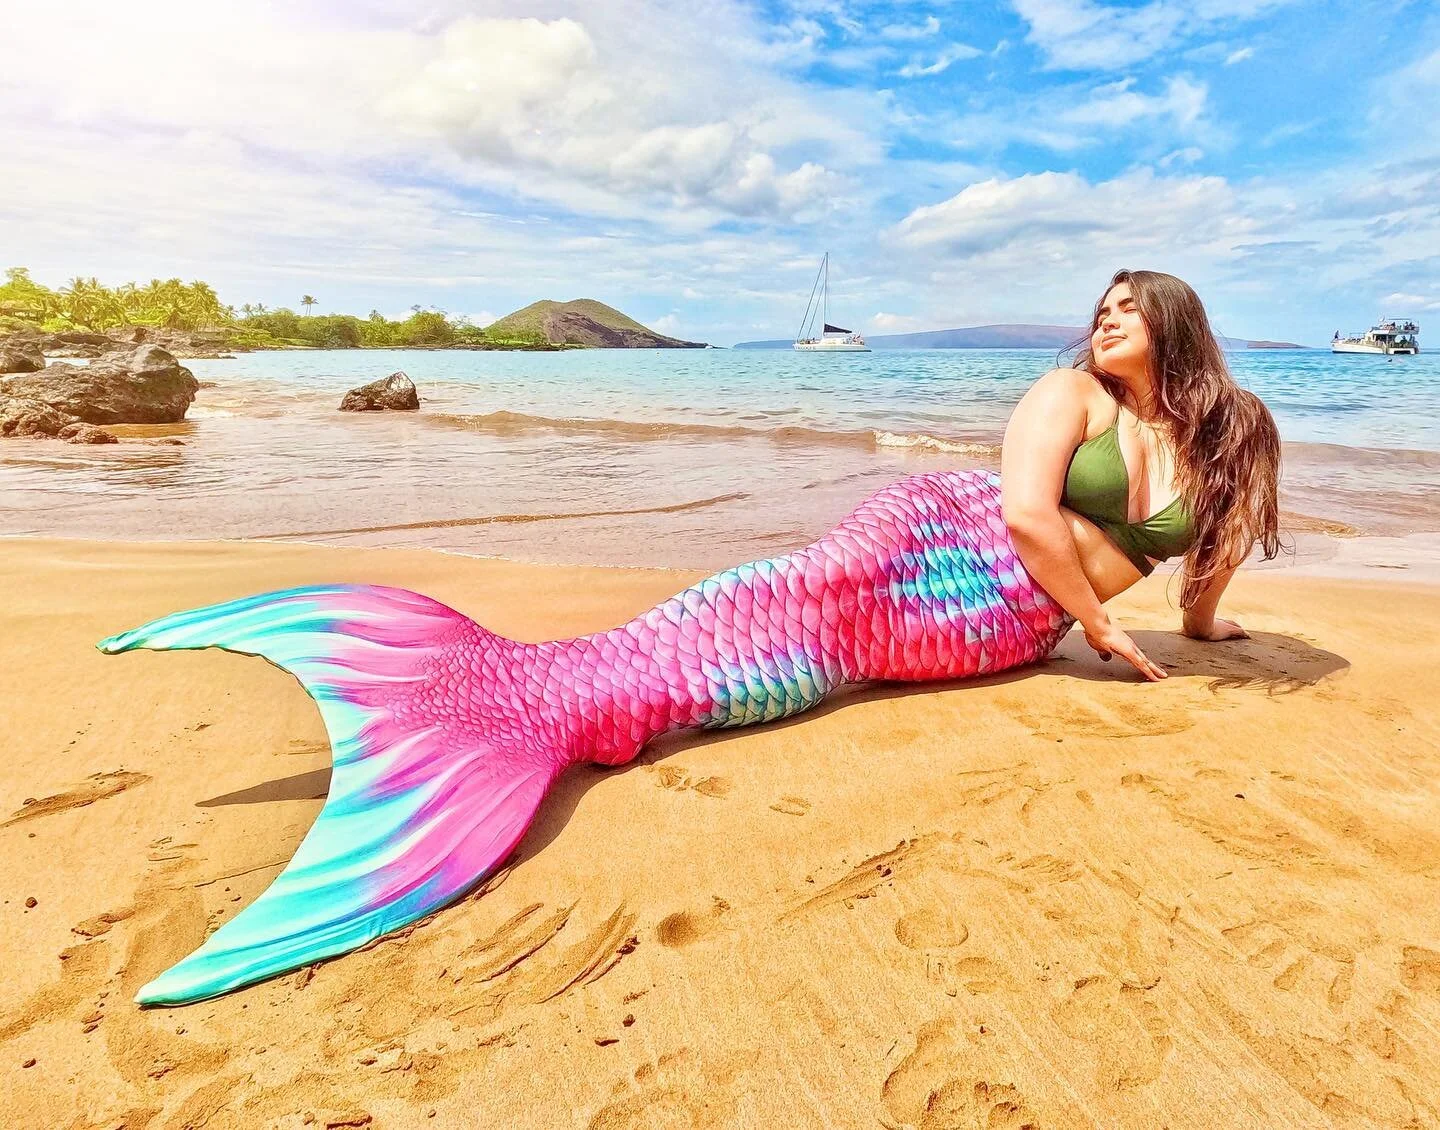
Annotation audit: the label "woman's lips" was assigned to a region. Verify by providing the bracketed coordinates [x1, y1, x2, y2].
[1100, 335, 1125, 347]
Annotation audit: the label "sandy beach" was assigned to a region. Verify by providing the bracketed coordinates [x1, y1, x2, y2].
[2, 535, 1438, 1128]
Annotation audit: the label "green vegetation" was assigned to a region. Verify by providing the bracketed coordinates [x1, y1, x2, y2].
[0, 268, 228, 333]
[0, 267, 570, 350]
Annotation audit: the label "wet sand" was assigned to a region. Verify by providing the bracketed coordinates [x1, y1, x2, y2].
[2, 537, 1439, 1128]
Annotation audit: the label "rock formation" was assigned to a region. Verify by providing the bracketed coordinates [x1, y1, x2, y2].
[339, 371, 420, 411]
[0, 344, 198, 441]
[0, 341, 44, 373]
[2, 344, 199, 424]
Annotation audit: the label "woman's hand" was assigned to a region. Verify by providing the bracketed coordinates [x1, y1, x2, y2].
[1082, 616, 1168, 681]
[1181, 616, 1249, 642]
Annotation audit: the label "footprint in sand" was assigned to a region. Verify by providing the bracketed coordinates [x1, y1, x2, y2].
[999, 690, 1193, 740]
[1097, 915, 1170, 991]
[1119, 772, 1331, 873]
[1051, 974, 1173, 1090]
[4, 770, 150, 826]
[895, 908, 969, 951]
[589, 1047, 756, 1130]
[937, 956, 1016, 996]
[1220, 919, 1357, 1011]
[71, 906, 135, 939]
[655, 897, 732, 949]
[649, 765, 732, 798]
[769, 795, 811, 816]
[1199, 980, 1423, 1127]
[1400, 946, 1440, 993]
[881, 1018, 1039, 1130]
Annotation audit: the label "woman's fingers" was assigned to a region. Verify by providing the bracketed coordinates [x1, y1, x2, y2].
[1118, 639, 1166, 681]
[1086, 624, 1163, 680]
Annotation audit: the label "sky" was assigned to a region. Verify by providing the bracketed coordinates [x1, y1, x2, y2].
[2, 0, 1437, 346]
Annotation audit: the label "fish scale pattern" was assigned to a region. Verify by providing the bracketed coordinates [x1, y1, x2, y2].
[101, 469, 1071, 1005]
[461, 470, 1072, 766]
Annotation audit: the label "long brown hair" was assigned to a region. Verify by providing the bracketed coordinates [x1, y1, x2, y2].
[1072, 269, 1282, 609]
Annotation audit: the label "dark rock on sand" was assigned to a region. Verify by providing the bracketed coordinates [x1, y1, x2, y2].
[58, 422, 119, 444]
[0, 396, 118, 443]
[339, 371, 419, 412]
[0, 396, 73, 437]
[1, 344, 198, 424]
[0, 340, 45, 374]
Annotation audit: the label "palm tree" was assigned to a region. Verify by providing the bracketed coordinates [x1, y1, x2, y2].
[186, 280, 224, 325]
[301, 295, 317, 316]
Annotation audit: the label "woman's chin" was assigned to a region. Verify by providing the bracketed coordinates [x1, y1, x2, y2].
[1097, 346, 1142, 374]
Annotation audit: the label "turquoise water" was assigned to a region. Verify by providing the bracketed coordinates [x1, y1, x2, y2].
[3, 347, 1437, 568]
[185, 346, 1440, 452]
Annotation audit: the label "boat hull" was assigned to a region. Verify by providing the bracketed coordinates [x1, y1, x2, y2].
[1331, 341, 1419, 355]
[793, 341, 871, 352]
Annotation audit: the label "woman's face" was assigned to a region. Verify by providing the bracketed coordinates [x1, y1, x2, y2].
[1090, 281, 1151, 378]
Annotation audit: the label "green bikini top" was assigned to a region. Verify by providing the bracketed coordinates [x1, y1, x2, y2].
[1061, 414, 1196, 576]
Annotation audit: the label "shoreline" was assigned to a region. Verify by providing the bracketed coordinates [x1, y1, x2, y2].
[7, 523, 1440, 585]
[3, 535, 1438, 1126]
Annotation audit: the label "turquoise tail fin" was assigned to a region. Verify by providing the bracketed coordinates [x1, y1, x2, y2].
[100, 584, 568, 1006]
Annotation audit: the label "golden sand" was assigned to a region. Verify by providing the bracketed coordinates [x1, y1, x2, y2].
[2, 537, 1438, 1128]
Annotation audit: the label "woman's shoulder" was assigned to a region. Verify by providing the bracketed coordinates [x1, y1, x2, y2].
[1024, 367, 1110, 414]
[1035, 366, 1103, 393]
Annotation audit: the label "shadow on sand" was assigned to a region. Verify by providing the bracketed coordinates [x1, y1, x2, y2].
[196, 627, 1348, 858]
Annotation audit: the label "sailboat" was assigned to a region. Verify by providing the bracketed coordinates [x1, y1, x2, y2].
[793, 252, 870, 352]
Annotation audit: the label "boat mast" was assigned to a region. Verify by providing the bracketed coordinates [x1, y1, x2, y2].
[822, 252, 829, 332]
[795, 255, 827, 343]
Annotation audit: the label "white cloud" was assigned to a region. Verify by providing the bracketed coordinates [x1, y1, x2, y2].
[898, 44, 984, 77]
[1259, 119, 1319, 147]
[1160, 146, 1205, 166]
[1225, 46, 1254, 64]
[1057, 75, 1207, 128]
[941, 75, 1213, 154]
[893, 168, 1251, 259]
[651, 313, 682, 332]
[1011, 0, 1183, 70]
[881, 16, 941, 40]
[0, 2, 881, 231]
[869, 312, 926, 330]
[1011, 0, 1295, 71]
[1374, 45, 1440, 146]
[1380, 292, 1440, 311]
[0, 0, 1433, 350]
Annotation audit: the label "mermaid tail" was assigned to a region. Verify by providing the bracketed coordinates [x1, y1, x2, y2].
[101, 470, 1070, 1005]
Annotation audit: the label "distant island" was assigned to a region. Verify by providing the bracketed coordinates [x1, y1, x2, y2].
[485, 299, 704, 349]
[735, 323, 1307, 350]
[0, 268, 706, 353]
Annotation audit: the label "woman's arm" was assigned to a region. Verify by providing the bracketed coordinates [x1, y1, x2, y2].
[1180, 559, 1249, 641]
[1001, 369, 1167, 680]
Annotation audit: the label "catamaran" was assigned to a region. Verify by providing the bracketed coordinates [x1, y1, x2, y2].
[794, 252, 870, 352]
[1331, 318, 1420, 355]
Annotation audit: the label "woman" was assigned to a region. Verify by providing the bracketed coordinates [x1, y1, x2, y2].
[1002, 268, 1281, 680]
[105, 269, 1282, 1005]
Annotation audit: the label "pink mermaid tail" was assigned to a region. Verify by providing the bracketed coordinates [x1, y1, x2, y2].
[99, 470, 1071, 1005]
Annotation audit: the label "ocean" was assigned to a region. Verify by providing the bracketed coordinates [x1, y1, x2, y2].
[3, 348, 1437, 569]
